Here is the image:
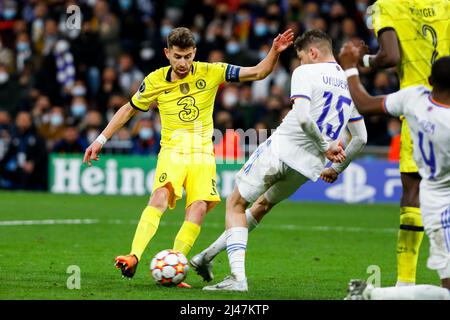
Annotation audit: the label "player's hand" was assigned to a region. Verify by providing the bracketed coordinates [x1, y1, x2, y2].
[272, 29, 294, 53]
[324, 140, 346, 163]
[83, 141, 103, 166]
[338, 41, 360, 70]
[356, 40, 370, 66]
[320, 167, 339, 183]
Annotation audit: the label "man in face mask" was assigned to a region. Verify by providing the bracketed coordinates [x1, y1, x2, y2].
[248, 17, 270, 50]
[131, 118, 160, 155]
[2, 0, 18, 20]
[37, 106, 66, 150]
[70, 96, 88, 119]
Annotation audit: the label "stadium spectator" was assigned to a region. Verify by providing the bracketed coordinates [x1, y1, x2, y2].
[0, 110, 12, 160]
[218, 85, 246, 129]
[97, 66, 121, 112]
[69, 96, 88, 121]
[0, 111, 47, 190]
[213, 110, 243, 161]
[130, 118, 160, 155]
[52, 121, 86, 154]
[0, 63, 21, 116]
[37, 106, 66, 150]
[70, 21, 105, 96]
[81, 109, 104, 145]
[91, 0, 121, 65]
[104, 127, 133, 155]
[387, 118, 401, 162]
[117, 53, 144, 96]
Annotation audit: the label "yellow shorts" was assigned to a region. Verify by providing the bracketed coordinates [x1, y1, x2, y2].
[400, 118, 419, 173]
[152, 150, 221, 210]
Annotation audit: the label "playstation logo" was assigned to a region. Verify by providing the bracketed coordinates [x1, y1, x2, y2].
[325, 163, 376, 203]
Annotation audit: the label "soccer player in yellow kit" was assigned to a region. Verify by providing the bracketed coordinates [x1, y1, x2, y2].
[82, 27, 294, 286]
[362, 0, 450, 286]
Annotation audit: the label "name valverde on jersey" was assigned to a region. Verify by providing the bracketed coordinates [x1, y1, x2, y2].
[130, 61, 240, 154]
[270, 62, 363, 181]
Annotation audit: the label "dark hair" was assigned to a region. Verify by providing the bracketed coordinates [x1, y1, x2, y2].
[294, 29, 332, 53]
[167, 27, 196, 49]
[430, 56, 450, 91]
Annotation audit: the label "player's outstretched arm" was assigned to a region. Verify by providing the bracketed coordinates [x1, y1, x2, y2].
[339, 42, 386, 116]
[238, 29, 294, 82]
[83, 102, 137, 166]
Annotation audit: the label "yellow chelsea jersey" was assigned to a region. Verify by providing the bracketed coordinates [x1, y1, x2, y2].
[370, 0, 450, 89]
[130, 61, 240, 154]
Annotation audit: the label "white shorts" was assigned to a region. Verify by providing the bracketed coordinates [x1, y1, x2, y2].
[235, 139, 309, 204]
[420, 181, 450, 279]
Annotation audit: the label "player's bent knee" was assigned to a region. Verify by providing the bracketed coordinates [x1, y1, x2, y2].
[226, 189, 248, 213]
[149, 187, 170, 212]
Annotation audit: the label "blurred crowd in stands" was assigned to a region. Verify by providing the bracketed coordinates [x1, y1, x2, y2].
[0, 0, 401, 190]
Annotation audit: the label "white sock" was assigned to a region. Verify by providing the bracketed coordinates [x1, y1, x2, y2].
[203, 209, 257, 262]
[370, 285, 450, 300]
[396, 280, 415, 287]
[226, 227, 248, 281]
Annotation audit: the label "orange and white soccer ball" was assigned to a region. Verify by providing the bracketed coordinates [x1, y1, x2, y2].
[150, 249, 189, 286]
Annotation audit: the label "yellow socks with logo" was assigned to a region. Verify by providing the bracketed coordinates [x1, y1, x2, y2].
[397, 207, 424, 284]
[130, 206, 163, 261]
[173, 221, 201, 256]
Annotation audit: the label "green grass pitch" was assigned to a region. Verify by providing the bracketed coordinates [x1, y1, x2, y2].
[0, 191, 438, 300]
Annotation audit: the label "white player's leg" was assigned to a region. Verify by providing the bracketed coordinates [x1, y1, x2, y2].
[346, 280, 450, 300]
[190, 207, 260, 282]
[203, 186, 250, 291]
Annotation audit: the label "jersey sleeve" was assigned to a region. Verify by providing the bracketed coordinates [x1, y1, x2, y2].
[209, 62, 241, 84]
[370, 0, 396, 36]
[383, 87, 418, 117]
[130, 74, 158, 112]
[349, 106, 364, 122]
[290, 67, 312, 101]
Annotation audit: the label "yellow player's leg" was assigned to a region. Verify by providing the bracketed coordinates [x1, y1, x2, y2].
[115, 150, 187, 278]
[174, 220, 202, 256]
[173, 153, 221, 257]
[397, 119, 423, 285]
[397, 206, 424, 284]
[130, 204, 164, 261]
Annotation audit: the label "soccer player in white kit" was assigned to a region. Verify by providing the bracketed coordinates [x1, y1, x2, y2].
[194, 30, 368, 292]
[339, 42, 450, 300]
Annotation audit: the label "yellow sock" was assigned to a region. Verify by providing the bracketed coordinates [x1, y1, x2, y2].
[397, 206, 424, 283]
[173, 221, 201, 256]
[130, 206, 163, 261]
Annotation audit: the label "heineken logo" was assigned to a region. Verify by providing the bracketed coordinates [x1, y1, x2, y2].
[49, 155, 238, 197]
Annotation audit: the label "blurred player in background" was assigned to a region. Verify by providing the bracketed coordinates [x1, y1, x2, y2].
[361, 0, 450, 286]
[341, 42, 450, 300]
[83, 27, 294, 286]
[196, 30, 367, 291]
